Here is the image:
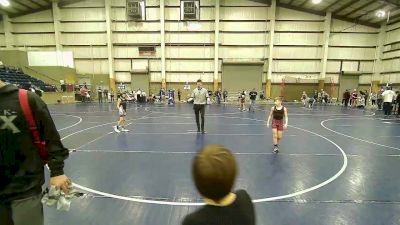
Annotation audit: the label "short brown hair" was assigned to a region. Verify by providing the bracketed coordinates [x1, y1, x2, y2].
[197, 79, 202, 83]
[274, 97, 282, 101]
[192, 145, 237, 201]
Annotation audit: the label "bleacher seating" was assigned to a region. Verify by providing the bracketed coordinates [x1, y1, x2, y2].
[0, 65, 57, 92]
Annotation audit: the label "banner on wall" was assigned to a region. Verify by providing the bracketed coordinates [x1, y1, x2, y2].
[330, 77, 334, 97]
[28, 51, 74, 68]
[280, 78, 285, 98]
[184, 81, 190, 90]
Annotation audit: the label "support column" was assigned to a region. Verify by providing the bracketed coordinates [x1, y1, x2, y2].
[160, 0, 166, 89]
[320, 12, 332, 91]
[266, 0, 276, 98]
[213, 0, 220, 91]
[105, 0, 115, 91]
[372, 24, 386, 91]
[52, 2, 62, 52]
[3, 14, 13, 49]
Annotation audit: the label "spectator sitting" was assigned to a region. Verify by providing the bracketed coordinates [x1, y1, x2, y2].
[182, 145, 255, 225]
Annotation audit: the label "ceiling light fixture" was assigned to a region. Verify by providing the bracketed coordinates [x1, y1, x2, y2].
[0, 0, 10, 7]
[375, 10, 386, 18]
[312, 0, 322, 4]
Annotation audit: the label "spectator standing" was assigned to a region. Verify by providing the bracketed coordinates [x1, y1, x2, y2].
[0, 80, 70, 225]
[382, 87, 396, 116]
[223, 89, 228, 102]
[98, 87, 103, 103]
[249, 89, 258, 112]
[178, 89, 182, 102]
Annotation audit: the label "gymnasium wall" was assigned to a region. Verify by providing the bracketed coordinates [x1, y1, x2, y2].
[383, 21, 400, 85]
[0, 0, 395, 98]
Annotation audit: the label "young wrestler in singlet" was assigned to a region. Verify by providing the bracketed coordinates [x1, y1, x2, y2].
[267, 97, 288, 153]
[113, 92, 132, 133]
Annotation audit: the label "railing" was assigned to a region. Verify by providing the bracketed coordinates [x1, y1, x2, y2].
[22, 66, 61, 90]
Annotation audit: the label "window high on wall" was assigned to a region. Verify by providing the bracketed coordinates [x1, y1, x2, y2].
[180, 0, 200, 20]
[127, 0, 146, 21]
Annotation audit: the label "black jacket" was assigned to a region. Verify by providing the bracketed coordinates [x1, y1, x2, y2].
[0, 85, 69, 202]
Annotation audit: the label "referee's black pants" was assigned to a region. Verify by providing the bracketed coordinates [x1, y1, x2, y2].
[383, 102, 392, 115]
[194, 104, 205, 131]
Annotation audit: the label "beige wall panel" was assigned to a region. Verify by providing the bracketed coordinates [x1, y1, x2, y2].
[341, 61, 359, 71]
[276, 7, 323, 20]
[383, 50, 400, 59]
[13, 23, 54, 33]
[273, 60, 320, 72]
[113, 22, 160, 31]
[331, 19, 378, 33]
[220, 33, 266, 45]
[219, 46, 266, 58]
[382, 74, 400, 83]
[166, 22, 214, 31]
[149, 60, 161, 71]
[220, 0, 266, 6]
[111, 8, 126, 20]
[270, 74, 319, 83]
[275, 21, 323, 32]
[111, 0, 125, 7]
[0, 35, 5, 46]
[62, 22, 106, 32]
[221, 21, 268, 31]
[201, 8, 215, 20]
[324, 74, 339, 83]
[166, 60, 213, 71]
[14, 34, 55, 46]
[115, 72, 131, 82]
[64, 0, 105, 7]
[114, 59, 131, 71]
[386, 21, 400, 32]
[383, 59, 400, 72]
[62, 33, 107, 45]
[274, 33, 322, 45]
[63, 46, 108, 58]
[385, 28, 400, 45]
[327, 61, 341, 73]
[147, 8, 161, 20]
[273, 46, 321, 59]
[221, 7, 269, 20]
[329, 33, 377, 46]
[13, 10, 53, 22]
[359, 61, 374, 72]
[75, 60, 109, 74]
[166, 46, 214, 58]
[61, 8, 106, 21]
[165, 0, 181, 6]
[113, 33, 160, 43]
[359, 75, 373, 84]
[114, 46, 161, 58]
[328, 47, 375, 60]
[165, 8, 180, 20]
[16, 47, 56, 51]
[200, 0, 215, 6]
[166, 33, 214, 43]
[150, 72, 162, 82]
[166, 73, 213, 82]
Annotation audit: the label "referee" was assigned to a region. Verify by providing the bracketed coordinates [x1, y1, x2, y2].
[191, 79, 209, 133]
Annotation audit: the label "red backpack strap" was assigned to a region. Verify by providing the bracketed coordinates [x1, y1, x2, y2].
[18, 89, 48, 161]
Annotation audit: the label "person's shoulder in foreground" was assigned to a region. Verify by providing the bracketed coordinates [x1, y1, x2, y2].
[183, 189, 254, 225]
[182, 144, 255, 225]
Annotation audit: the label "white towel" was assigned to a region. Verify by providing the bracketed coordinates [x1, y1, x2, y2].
[41, 186, 84, 211]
